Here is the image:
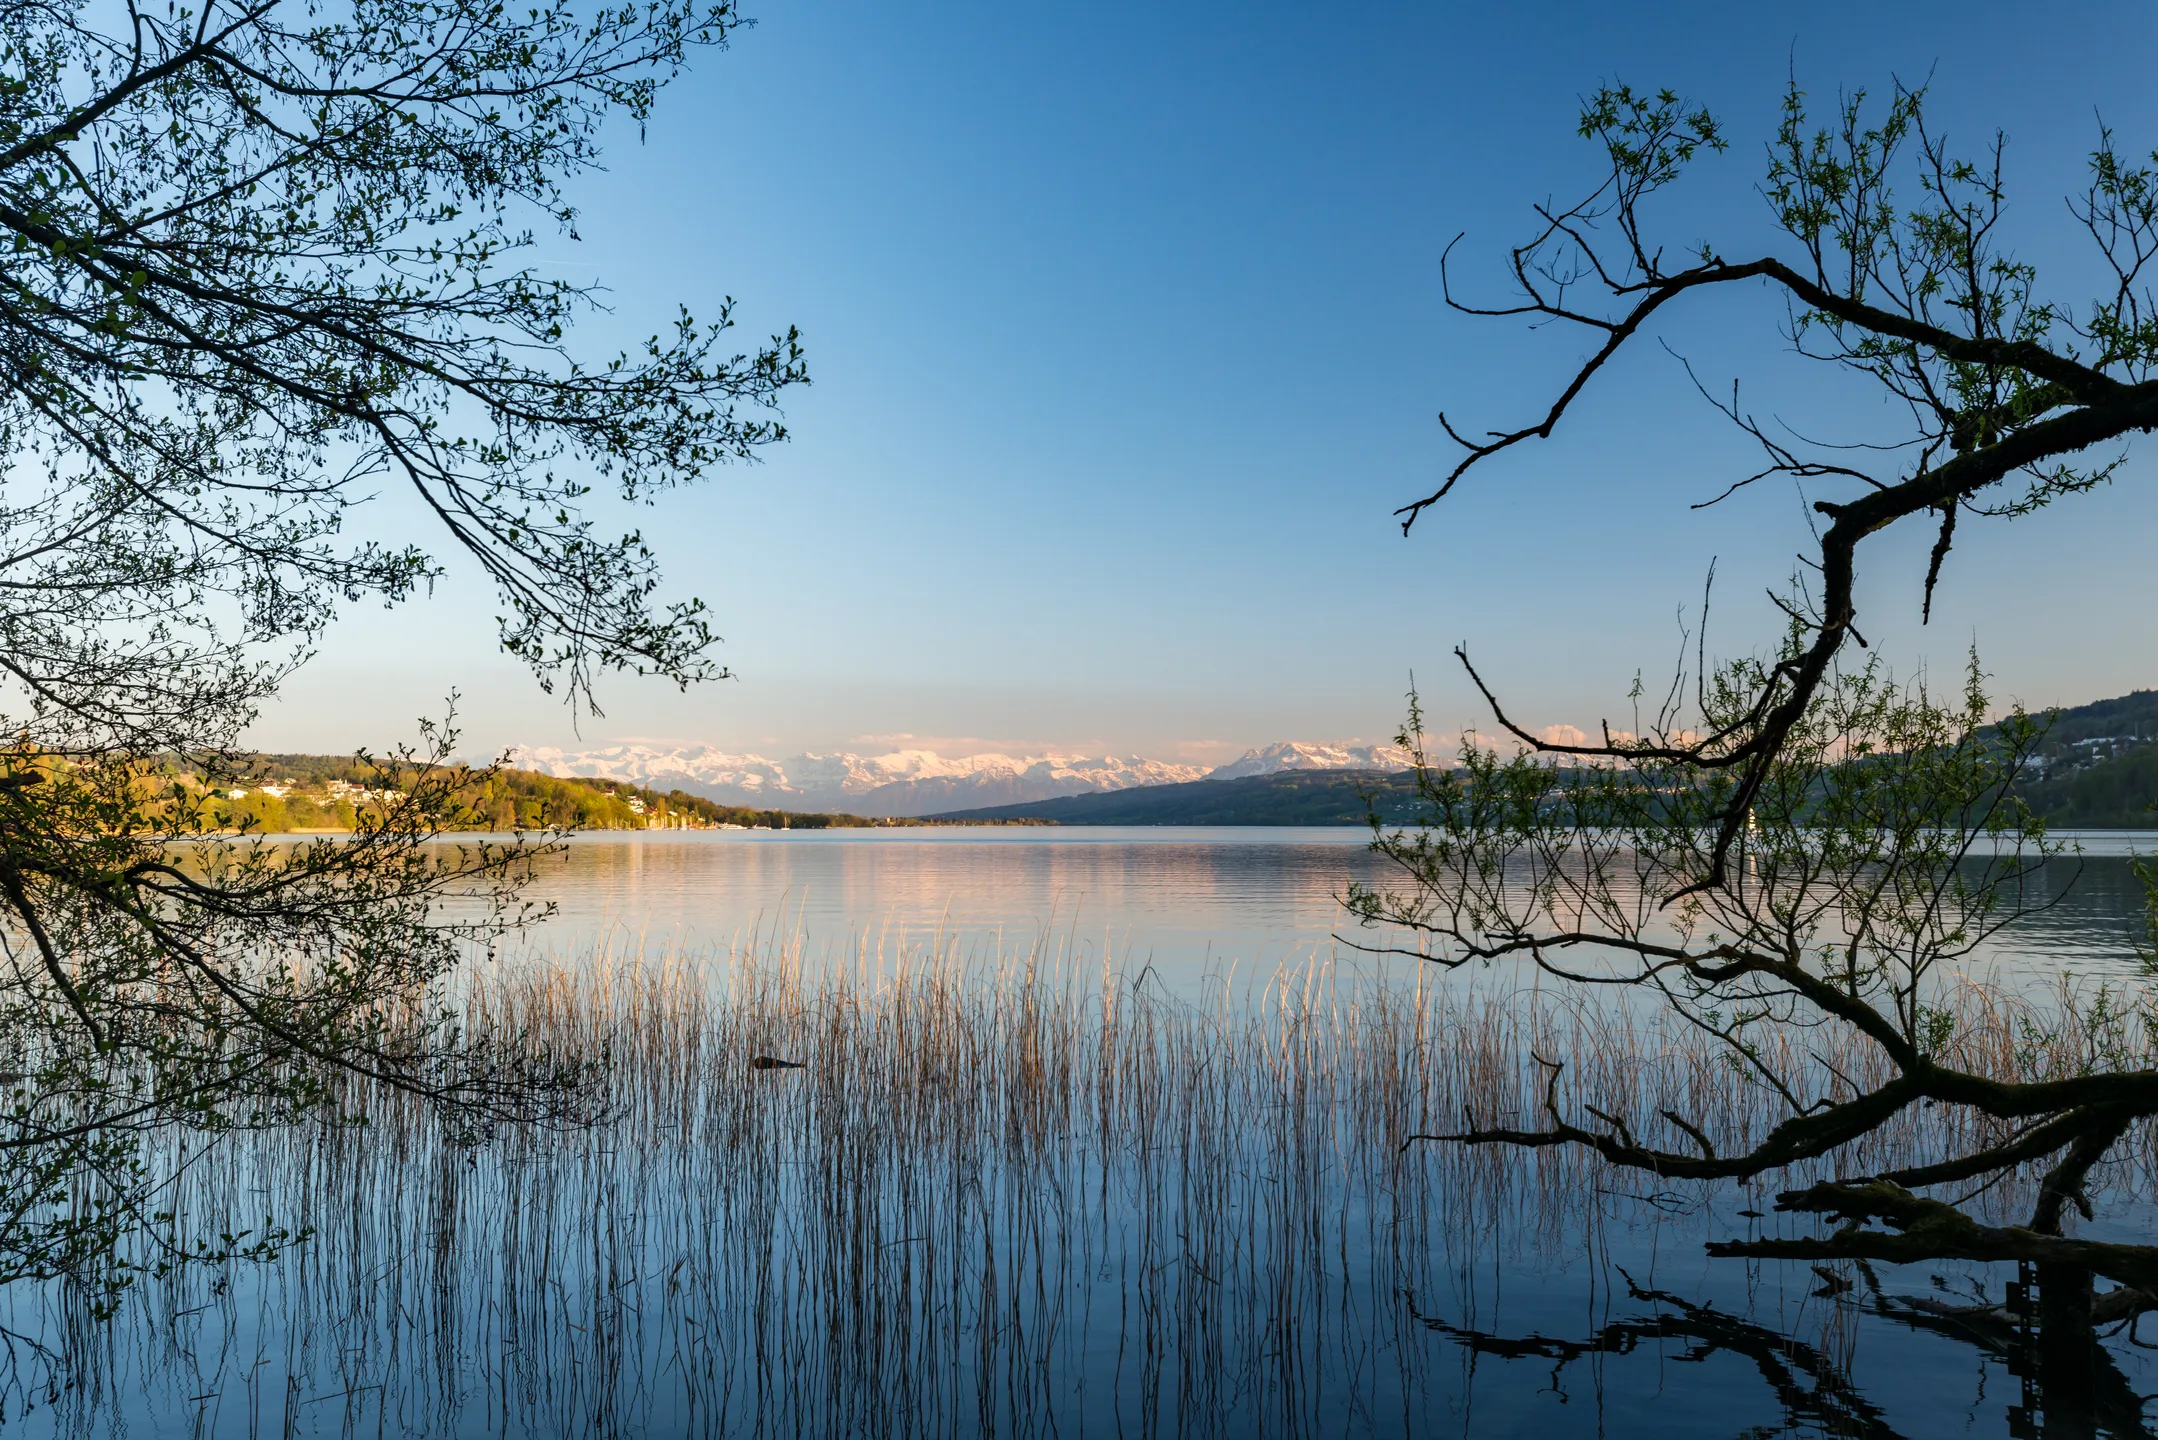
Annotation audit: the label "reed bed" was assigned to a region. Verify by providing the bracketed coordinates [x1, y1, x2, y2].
[2, 926, 2153, 1437]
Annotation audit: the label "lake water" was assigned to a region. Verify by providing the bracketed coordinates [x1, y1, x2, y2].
[505, 826, 2158, 984]
[6, 827, 2157, 1438]
[509, 827, 1407, 984]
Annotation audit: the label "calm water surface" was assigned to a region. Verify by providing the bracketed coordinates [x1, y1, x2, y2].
[512, 827, 1403, 980]
[5, 827, 2155, 1437]
[505, 826, 2158, 984]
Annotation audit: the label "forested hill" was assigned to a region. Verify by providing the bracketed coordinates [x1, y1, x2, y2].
[2006, 688, 2158, 827]
[933, 688, 2158, 829]
[928, 770, 1425, 826]
[2016, 688, 2158, 746]
[205, 756, 933, 832]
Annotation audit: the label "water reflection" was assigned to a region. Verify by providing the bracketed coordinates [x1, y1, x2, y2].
[1421, 1258, 2155, 1439]
[3, 829, 2152, 1437]
[1984, 850, 2158, 977]
[509, 828, 1410, 985]
[499, 828, 2158, 987]
[10, 938, 2155, 1439]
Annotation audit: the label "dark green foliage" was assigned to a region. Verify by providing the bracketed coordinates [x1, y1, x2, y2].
[2020, 689, 2158, 748]
[935, 771, 1423, 826]
[2019, 741, 2158, 827]
[583, 780, 941, 830]
[2000, 689, 2158, 827]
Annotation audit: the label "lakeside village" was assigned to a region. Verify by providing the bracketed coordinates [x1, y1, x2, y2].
[198, 757, 928, 832]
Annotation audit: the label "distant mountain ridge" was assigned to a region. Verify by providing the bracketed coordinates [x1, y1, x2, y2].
[508, 738, 1413, 818]
[929, 770, 1425, 827]
[2006, 687, 2158, 827]
[505, 686, 2158, 828]
[937, 684, 2158, 829]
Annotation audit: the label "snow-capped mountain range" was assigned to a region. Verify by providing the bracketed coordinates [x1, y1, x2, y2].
[1207, 741, 1415, 780]
[507, 739, 1414, 818]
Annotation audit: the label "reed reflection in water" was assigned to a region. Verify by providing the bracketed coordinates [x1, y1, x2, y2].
[4, 921, 2156, 1438]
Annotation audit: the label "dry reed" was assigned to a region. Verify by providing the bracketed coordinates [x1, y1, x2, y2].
[2, 924, 2151, 1437]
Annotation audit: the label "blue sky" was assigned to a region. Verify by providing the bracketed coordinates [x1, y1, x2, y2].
[251, 0, 2158, 763]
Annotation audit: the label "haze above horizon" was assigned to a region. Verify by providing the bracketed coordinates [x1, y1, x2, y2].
[246, 0, 2158, 763]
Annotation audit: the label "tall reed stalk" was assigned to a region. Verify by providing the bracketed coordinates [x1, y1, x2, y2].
[2, 925, 2150, 1437]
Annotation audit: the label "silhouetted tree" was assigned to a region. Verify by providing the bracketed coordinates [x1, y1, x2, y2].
[1362, 78, 2158, 1404]
[0, 0, 802, 1292]
[1401, 79, 2158, 889]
